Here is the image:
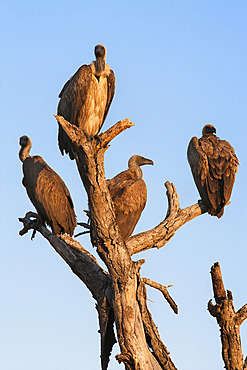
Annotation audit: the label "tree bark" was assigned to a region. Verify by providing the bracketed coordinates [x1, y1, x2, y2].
[208, 262, 247, 370]
[19, 116, 218, 369]
[19, 212, 115, 369]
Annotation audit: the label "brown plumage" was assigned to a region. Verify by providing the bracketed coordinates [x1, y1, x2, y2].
[107, 155, 153, 239]
[19, 136, 76, 236]
[187, 124, 239, 217]
[57, 44, 115, 159]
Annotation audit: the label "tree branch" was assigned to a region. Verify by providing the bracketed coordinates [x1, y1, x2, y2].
[127, 182, 208, 255]
[165, 181, 180, 219]
[19, 212, 108, 303]
[96, 294, 117, 370]
[208, 262, 247, 370]
[19, 212, 118, 370]
[99, 118, 134, 148]
[54, 115, 134, 152]
[210, 262, 227, 303]
[137, 277, 178, 370]
[235, 304, 247, 326]
[142, 278, 178, 314]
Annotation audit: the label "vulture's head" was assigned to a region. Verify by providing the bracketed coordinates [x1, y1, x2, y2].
[95, 44, 106, 60]
[19, 135, 32, 148]
[128, 155, 154, 169]
[202, 124, 216, 136]
[19, 135, 32, 162]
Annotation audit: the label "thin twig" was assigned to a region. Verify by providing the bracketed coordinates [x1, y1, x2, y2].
[142, 278, 178, 314]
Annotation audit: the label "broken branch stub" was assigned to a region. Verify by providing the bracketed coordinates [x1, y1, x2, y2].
[208, 262, 247, 370]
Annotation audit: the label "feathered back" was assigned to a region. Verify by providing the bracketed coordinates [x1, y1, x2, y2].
[187, 128, 239, 217]
[58, 65, 92, 125]
[107, 169, 147, 239]
[22, 155, 76, 235]
[57, 65, 92, 158]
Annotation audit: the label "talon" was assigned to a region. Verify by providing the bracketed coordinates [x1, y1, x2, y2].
[31, 229, 37, 240]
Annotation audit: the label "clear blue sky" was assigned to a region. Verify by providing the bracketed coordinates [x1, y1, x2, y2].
[1, 1, 246, 369]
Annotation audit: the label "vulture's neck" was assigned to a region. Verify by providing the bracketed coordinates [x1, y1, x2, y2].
[204, 133, 215, 139]
[19, 144, 31, 162]
[128, 159, 143, 180]
[95, 57, 106, 75]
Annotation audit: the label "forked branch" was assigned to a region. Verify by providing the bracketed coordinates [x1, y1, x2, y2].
[54, 115, 134, 153]
[55, 115, 208, 260]
[127, 182, 208, 255]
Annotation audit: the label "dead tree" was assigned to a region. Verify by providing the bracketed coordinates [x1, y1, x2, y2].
[19, 116, 210, 370]
[208, 262, 247, 370]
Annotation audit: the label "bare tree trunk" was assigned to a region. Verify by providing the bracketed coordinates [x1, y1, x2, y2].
[55, 116, 177, 369]
[19, 116, 213, 369]
[208, 262, 247, 370]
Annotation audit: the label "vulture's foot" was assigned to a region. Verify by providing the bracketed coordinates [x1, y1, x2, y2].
[83, 131, 91, 142]
[18, 211, 43, 240]
[93, 134, 103, 150]
[75, 221, 91, 237]
[198, 199, 208, 213]
[74, 231, 90, 237]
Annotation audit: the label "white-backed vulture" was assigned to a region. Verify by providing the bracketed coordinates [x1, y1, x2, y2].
[107, 155, 153, 239]
[187, 124, 239, 218]
[19, 136, 76, 236]
[57, 44, 115, 159]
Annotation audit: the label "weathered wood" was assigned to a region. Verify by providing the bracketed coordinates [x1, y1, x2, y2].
[19, 212, 109, 301]
[53, 116, 178, 369]
[19, 212, 116, 370]
[208, 262, 247, 370]
[127, 183, 208, 255]
[21, 117, 231, 370]
[55, 115, 134, 152]
[99, 118, 134, 148]
[136, 278, 177, 369]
